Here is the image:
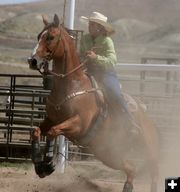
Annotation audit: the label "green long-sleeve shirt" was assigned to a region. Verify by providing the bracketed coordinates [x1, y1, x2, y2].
[80, 34, 117, 71]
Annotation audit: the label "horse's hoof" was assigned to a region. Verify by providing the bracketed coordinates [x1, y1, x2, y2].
[34, 162, 55, 178]
[43, 162, 55, 176]
[34, 162, 46, 178]
[122, 181, 133, 192]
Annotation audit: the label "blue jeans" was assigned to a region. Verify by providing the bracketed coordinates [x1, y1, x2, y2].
[102, 72, 128, 112]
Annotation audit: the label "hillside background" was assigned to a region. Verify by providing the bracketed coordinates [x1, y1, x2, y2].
[0, 0, 180, 74]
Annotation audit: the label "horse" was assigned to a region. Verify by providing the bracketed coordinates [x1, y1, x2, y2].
[28, 14, 159, 192]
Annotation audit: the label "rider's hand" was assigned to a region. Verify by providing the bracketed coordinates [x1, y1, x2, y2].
[86, 50, 97, 60]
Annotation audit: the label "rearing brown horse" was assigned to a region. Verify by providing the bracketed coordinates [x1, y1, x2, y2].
[28, 14, 159, 192]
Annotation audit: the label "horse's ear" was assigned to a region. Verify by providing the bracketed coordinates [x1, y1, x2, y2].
[42, 14, 49, 26]
[54, 14, 60, 27]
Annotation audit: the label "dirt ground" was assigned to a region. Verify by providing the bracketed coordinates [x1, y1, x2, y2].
[0, 164, 119, 192]
[0, 162, 153, 192]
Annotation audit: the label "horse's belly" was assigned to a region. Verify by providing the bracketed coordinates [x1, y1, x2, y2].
[90, 135, 131, 170]
[92, 147, 125, 170]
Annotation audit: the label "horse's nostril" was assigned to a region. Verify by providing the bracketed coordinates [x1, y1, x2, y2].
[28, 57, 38, 69]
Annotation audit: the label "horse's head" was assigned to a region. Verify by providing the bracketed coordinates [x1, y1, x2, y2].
[28, 14, 65, 71]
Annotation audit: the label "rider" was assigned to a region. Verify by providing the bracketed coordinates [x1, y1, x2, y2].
[79, 11, 139, 134]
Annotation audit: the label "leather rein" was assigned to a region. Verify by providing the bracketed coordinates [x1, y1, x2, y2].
[47, 59, 87, 78]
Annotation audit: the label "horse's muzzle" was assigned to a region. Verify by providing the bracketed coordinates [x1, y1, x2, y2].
[28, 57, 39, 70]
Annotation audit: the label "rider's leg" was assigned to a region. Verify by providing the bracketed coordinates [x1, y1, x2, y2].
[102, 72, 128, 111]
[102, 72, 140, 132]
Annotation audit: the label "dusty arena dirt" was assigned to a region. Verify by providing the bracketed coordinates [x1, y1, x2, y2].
[0, 164, 119, 192]
[0, 162, 153, 192]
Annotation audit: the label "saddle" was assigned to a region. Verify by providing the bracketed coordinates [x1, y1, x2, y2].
[78, 75, 145, 146]
[89, 75, 147, 113]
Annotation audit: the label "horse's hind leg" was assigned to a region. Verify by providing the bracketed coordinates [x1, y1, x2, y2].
[149, 159, 159, 192]
[144, 128, 159, 192]
[122, 160, 135, 192]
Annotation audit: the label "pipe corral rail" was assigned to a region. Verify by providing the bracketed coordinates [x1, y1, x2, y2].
[0, 63, 179, 161]
[0, 74, 49, 160]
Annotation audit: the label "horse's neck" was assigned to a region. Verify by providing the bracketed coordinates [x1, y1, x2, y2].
[51, 49, 83, 97]
[66, 43, 82, 78]
[50, 35, 85, 101]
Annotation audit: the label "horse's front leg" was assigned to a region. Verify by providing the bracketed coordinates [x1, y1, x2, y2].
[31, 118, 54, 178]
[31, 127, 47, 178]
[31, 115, 81, 178]
[31, 117, 53, 163]
[31, 127, 42, 164]
[47, 114, 82, 139]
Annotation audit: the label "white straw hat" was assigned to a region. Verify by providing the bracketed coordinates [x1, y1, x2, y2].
[81, 12, 115, 34]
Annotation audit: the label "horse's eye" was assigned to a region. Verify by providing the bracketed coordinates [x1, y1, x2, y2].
[46, 35, 54, 41]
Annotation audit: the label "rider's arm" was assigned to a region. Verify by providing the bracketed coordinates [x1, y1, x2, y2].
[80, 35, 117, 70]
[94, 37, 117, 70]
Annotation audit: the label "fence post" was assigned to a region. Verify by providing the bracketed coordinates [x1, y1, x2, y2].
[57, 0, 76, 173]
[57, 135, 66, 173]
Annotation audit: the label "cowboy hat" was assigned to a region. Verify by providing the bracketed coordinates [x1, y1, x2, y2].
[81, 12, 115, 34]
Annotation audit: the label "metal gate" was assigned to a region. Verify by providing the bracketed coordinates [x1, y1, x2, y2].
[0, 74, 49, 160]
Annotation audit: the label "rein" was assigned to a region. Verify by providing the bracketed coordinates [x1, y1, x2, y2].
[49, 46, 103, 78]
[46, 58, 88, 78]
[37, 58, 87, 78]
[37, 26, 89, 78]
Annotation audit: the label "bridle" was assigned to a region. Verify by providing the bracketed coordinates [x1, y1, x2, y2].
[36, 26, 86, 79]
[33, 25, 103, 116]
[45, 31, 62, 61]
